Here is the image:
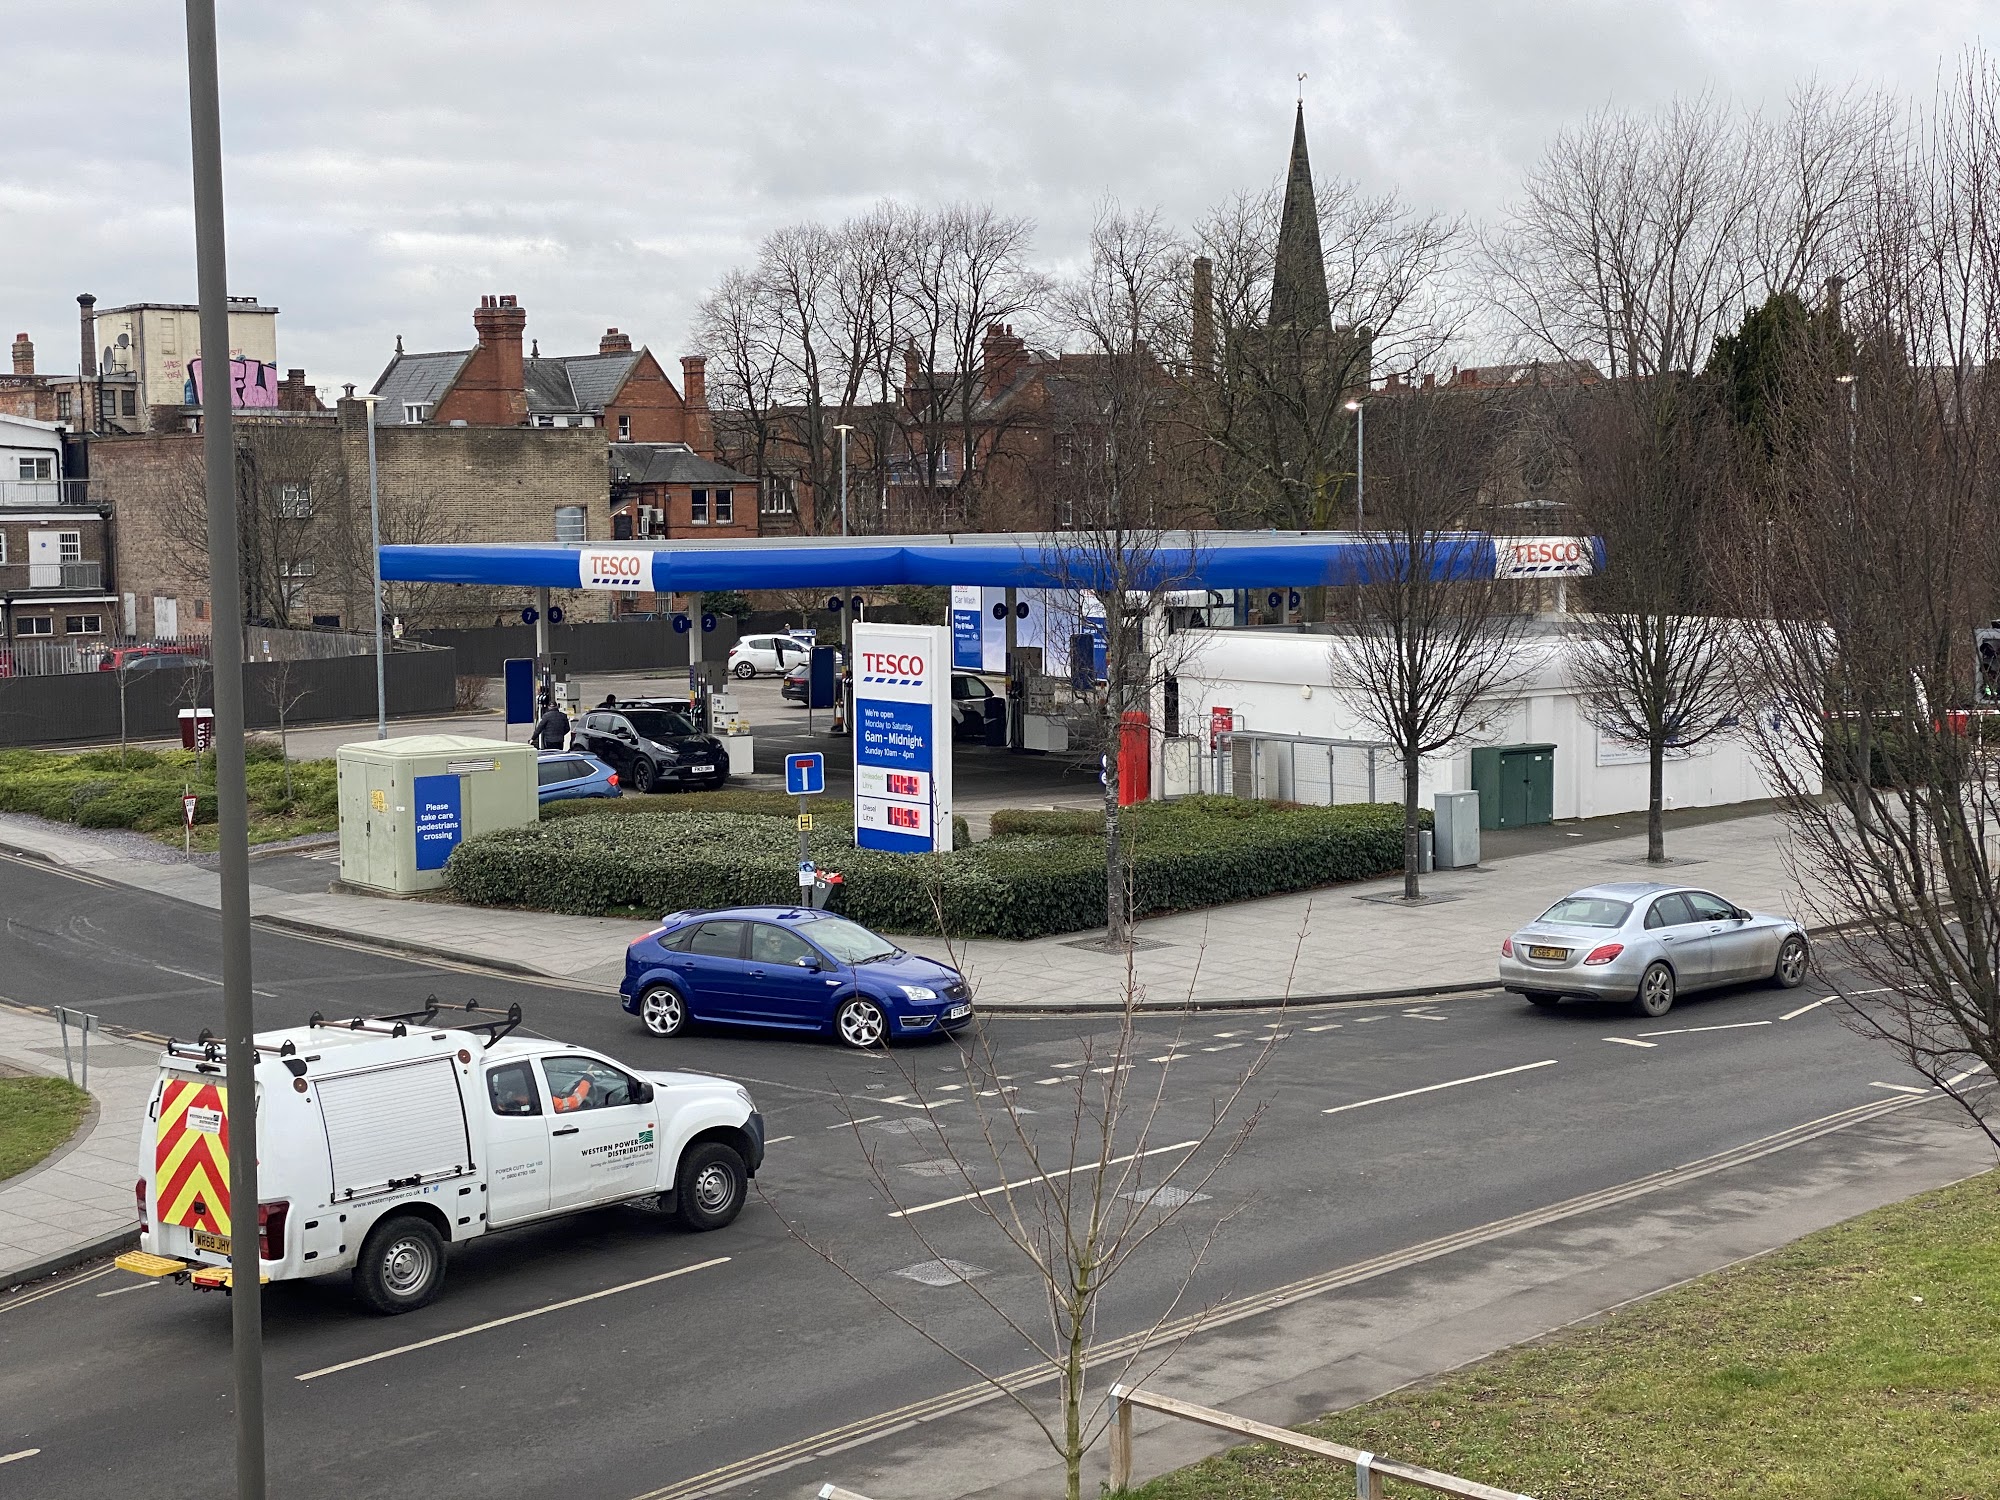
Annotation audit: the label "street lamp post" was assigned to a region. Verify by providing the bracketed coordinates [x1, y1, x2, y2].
[833, 422, 852, 537]
[1345, 397, 1366, 529]
[183, 4, 266, 1496]
[361, 393, 386, 739]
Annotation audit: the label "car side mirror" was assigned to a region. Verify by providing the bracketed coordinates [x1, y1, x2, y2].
[798, 956, 822, 971]
[632, 1080, 655, 1105]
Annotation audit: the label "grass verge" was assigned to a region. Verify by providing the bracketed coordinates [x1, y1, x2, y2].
[0, 1075, 92, 1182]
[1125, 1169, 2000, 1500]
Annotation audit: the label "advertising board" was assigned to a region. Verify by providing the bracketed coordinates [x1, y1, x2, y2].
[1494, 536, 1596, 579]
[852, 622, 952, 853]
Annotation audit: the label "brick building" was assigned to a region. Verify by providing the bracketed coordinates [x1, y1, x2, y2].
[0, 414, 116, 650]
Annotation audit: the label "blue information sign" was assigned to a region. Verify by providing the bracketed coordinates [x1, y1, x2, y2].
[412, 774, 463, 872]
[502, 658, 534, 725]
[785, 752, 825, 796]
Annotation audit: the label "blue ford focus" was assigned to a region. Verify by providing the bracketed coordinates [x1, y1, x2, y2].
[620, 906, 975, 1048]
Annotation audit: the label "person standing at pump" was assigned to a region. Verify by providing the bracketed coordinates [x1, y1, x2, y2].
[532, 702, 571, 751]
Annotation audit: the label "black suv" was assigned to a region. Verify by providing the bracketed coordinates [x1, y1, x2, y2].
[572, 700, 730, 794]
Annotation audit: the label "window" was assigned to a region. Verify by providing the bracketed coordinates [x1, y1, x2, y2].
[16, 457, 52, 482]
[276, 483, 313, 518]
[1056, 433, 1074, 466]
[1536, 896, 1631, 928]
[714, 487, 733, 524]
[486, 1061, 542, 1117]
[1685, 892, 1739, 923]
[16, 616, 51, 635]
[194, 598, 211, 623]
[750, 923, 819, 968]
[617, 414, 631, 440]
[1646, 894, 1693, 929]
[56, 393, 71, 422]
[690, 488, 709, 524]
[532, 414, 556, 428]
[624, 709, 696, 739]
[64, 615, 103, 634]
[542, 1055, 643, 1113]
[760, 478, 794, 515]
[686, 919, 747, 958]
[402, 402, 429, 424]
[121, 389, 136, 417]
[57, 531, 80, 563]
[0, 535, 7, 563]
[554, 505, 587, 544]
[537, 759, 580, 787]
[804, 917, 900, 965]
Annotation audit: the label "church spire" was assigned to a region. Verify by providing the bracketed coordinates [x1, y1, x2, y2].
[1270, 102, 1330, 331]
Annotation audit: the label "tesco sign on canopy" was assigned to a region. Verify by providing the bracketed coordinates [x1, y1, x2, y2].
[579, 546, 654, 591]
[1495, 536, 1596, 579]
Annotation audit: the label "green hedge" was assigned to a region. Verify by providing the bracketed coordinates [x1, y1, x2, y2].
[447, 796, 1414, 940]
[0, 742, 335, 835]
[988, 807, 1104, 839]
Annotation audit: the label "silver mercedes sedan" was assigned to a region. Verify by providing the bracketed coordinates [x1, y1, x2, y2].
[1497, 882, 1810, 1018]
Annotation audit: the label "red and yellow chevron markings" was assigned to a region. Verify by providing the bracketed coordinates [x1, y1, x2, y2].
[155, 1078, 231, 1237]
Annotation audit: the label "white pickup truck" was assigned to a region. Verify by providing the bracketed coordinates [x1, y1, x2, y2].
[115, 1002, 765, 1314]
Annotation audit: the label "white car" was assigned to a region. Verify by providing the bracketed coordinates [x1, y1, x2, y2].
[115, 1002, 764, 1314]
[728, 634, 811, 679]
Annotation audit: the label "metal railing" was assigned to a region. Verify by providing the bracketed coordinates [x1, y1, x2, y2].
[59, 560, 103, 589]
[0, 478, 107, 507]
[1107, 1384, 1536, 1499]
[0, 627, 391, 677]
[1161, 729, 1400, 805]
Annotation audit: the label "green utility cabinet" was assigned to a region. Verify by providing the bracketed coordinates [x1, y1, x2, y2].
[1469, 743, 1556, 830]
[336, 734, 537, 894]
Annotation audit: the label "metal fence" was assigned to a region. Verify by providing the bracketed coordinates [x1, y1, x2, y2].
[1161, 729, 1400, 806]
[0, 626, 383, 678]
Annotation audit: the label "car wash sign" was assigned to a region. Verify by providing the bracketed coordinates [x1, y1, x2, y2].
[852, 622, 953, 853]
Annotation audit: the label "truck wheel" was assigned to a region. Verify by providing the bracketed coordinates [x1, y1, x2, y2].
[674, 1142, 746, 1231]
[639, 984, 688, 1038]
[353, 1213, 446, 1315]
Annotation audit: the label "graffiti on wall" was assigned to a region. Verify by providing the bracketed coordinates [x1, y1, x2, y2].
[184, 356, 280, 409]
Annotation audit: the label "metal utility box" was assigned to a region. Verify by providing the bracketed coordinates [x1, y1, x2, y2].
[336, 734, 537, 894]
[1469, 743, 1556, 830]
[1433, 789, 1482, 869]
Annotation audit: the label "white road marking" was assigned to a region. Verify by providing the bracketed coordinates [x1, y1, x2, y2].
[889, 1141, 1200, 1219]
[935, 1083, 963, 1092]
[295, 1257, 729, 1382]
[1323, 1059, 1558, 1116]
[1305, 1023, 1343, 1032]
[1352, 1015, 1386, 1023]
[1401, 1013, 1449, 1022]
[764, 1135, 794, 1145]
[828, 1115, 882, 1128]
[155, 963, 277, 999]
[1637, 1021, 1774, 1038]
[1201, 1042, 1244, 1053]
[0, 1450, 39, 1466]
[1869, 1082, 1929, 1095]
[1212, 1031, 1242, 1038]
[95, 1280, 160, 1298]
[1148, 1056, 1178, 1065]
[1602, 1037, 1658, 1049]
[1780, 996, 1835, 1020]
[1035, 1078, 1063, 1086]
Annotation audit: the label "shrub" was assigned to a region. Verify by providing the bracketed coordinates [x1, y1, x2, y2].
[0, 747, 336, 837]
[448, 797, 1410, 939]
[988, 808, 1103, 839]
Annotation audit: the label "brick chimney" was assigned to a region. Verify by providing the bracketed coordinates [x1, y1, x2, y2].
[981, 322, 1028, 401]
[77, 293, 97, 379]
[278, 368, 322, 411]
[437, 294, 529, 425]
[11, 333, 31, 376]
[1191, 257, 1215, 379]
[679, 355, 712, 456]
[600, 327, 633, 355]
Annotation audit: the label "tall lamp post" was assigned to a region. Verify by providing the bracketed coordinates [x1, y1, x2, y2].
[361, 393, 386, 738]
[833, 422, 853, 537]
[184, 4, 266, 1495]
[1345, 397, 1366, 529]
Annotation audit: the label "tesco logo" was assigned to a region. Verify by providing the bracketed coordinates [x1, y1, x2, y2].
[861, 651, 925, 678]
[1510, 539, 1584, 565]
[587, 553, 645, 578]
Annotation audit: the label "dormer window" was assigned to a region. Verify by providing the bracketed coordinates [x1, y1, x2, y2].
[403, 402, 430, 424]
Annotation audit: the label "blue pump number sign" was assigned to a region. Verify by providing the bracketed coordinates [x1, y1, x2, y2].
[785, 752, 825, 796]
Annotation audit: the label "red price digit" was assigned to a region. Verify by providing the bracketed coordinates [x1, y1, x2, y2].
[888, 806, 920, 829]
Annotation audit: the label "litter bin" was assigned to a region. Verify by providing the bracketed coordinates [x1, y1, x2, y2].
[1419, 828, 1435, 874]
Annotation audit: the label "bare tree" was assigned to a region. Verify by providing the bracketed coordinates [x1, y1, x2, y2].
[1737, 55, 2000, 1146]
[260, 655, 312, 801]
[1328, 391, 1530, 898]
[774, 936, 1274, 1500]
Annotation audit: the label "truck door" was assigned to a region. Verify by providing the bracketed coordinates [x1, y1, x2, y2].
[540, 1054, 661, 1210]
[482, 1059, 551, 1225]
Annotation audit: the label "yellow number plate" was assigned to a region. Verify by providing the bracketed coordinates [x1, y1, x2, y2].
[193, 1230, 230, 1255]
[1528, 946, 1569, 961]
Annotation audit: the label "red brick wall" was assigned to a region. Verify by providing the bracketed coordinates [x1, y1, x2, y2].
[433, 296, 528, 426]
[604, 351, 698, 448]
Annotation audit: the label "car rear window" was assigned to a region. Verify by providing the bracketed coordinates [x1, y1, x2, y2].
[1538, 896, 1631, 928]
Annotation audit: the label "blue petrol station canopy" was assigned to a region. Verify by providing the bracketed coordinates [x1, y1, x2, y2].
[379, 531, 1606, 594]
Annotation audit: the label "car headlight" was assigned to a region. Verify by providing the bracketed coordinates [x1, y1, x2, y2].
[898, 984, 938, 1002]
[655, 745, 680, 761]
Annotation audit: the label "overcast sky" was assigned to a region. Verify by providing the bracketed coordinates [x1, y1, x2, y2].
[1, 1, 1987, 396]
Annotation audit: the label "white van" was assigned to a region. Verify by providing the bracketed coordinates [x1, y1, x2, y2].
[114, 1002, 765, 1314]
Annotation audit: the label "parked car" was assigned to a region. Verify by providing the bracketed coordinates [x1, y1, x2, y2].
[1498, 882, 1810, 1018]
[92, 644, 208, 674]
[572, 700, 729, 794]
[622, 906, 975, 1048]
[728, 634, 812, 679]
[780, 647, 848, 705]
[535, 750, 621, 804]
[950, 671, 1003, 739]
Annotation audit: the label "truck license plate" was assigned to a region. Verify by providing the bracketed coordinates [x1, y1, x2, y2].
[193, 1230, 230, 1255]
[1528, 945, 1569, 961]
[945, 1003, 972, 1020]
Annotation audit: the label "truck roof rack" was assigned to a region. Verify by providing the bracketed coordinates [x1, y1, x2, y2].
[304, 996, 524, 1050]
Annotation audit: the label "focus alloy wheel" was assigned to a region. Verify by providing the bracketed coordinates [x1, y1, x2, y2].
[1775, 935, 1809, 988]
[631, 758, 657, 793]
[1634, 961, 1676, 1019]
[733, 661, 757, 679]
[836, 996, 887, 1049]
[639, 986, 687, 1038]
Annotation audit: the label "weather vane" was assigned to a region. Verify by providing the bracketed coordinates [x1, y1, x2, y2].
[1297, 72, 1306, 103]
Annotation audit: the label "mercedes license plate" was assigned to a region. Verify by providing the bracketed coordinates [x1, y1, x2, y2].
[1528, 945, 1569, 961]
[192, 1230, 230, 1255]
[945, 1003, 972, 1020]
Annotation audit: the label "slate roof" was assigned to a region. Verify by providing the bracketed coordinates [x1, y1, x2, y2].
[370, 351, 469, 419]
[368, 347, 649, 423]
[609, 443, 756, 486]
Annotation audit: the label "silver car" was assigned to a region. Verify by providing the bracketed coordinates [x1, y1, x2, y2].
[1497, 882, 1810, 1018]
